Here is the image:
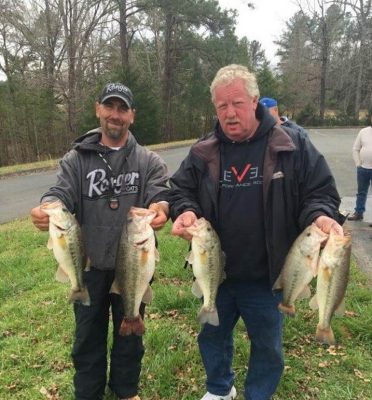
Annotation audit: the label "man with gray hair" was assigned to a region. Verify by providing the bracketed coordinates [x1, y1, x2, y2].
[168, 64, 343, 400]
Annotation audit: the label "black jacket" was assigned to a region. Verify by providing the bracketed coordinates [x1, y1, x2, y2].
[168, 119, 341, 286]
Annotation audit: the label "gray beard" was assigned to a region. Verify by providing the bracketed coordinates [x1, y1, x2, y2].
[106, 128, 124, 140]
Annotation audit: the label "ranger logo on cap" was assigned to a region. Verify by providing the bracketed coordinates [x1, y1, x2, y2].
[99, 83, 134, 109]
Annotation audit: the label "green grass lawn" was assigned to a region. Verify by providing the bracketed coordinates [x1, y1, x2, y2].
[0, 219, 371, 399]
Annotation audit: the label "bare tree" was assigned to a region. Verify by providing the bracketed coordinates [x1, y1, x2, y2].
[296, 0, 345, 122]
[115, 0, 149, 70]
[58, 0, 113, 140]
[335, 0, 371, 119]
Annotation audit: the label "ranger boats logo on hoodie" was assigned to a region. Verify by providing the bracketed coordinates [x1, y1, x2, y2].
[87, 168, 139, 198]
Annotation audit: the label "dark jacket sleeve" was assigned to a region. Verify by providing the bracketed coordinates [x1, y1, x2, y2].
[296, 135, 341, 229]
[168, 152, 204, 221]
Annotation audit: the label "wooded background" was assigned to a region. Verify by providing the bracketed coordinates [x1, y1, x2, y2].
[0, 0, 371, 166]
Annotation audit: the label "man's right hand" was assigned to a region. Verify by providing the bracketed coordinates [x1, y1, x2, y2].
[171, 211, 197, 241]
[30, 205, 50, 231]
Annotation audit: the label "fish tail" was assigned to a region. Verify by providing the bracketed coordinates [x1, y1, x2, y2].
[119, 316, 145, 336]
[315, 325, 335, 345]
[278, 303, 296, 316]
[198, 307, 219, 326]
[69, 287, 91, 306]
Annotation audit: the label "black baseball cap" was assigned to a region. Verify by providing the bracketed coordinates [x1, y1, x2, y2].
[99, 83, 134, 108]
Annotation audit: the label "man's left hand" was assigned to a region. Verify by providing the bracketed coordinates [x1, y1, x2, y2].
[149, 202, 169, 230]
[314, 215, 344, 235]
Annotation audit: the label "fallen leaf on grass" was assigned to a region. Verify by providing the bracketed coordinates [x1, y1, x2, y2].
[6, 380, 20, 391]
[318, 361, 329, 368]
[40, 384, 60, 399]
[41, 300, 55, 306]
[148, 312, 161, 320]
[51, 361, 71, 372]
[354, 369, 371, 383]
[326, 346, 346, 356]
[166, 309, 179, 318]
[345, 310, 358, 317]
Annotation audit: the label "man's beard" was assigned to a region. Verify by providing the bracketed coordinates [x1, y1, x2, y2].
[106, 127, 124, 140]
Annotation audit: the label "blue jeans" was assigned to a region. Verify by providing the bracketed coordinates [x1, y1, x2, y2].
[198, 279, 284, 400]
[355, 167, 372, 214]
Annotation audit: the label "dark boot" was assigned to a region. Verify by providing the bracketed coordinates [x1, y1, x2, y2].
[348, 213, 363, 221]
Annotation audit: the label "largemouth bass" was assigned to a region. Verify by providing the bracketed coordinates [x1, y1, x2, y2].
[113, 207, 159, 336]
[186, 217, 225, 326]
[41, 200, 90, 306]
[310, 229, 351, 345]
[273, 224, 328, 316]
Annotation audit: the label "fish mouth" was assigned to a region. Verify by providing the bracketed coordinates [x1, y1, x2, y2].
[128, 207, 157, 223]
[54, 223, 68, 231]
[185, 224, 199, 236]
[135, 238, 149, 246]
[41, 200, 64, 211]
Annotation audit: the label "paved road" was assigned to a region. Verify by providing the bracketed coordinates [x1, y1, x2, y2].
[0, 146, 191, 224]
[308, 128, 372, 281]
[1, 128, 371, 279]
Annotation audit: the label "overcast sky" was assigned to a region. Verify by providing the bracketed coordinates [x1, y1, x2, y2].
[218, 0, 300, 62]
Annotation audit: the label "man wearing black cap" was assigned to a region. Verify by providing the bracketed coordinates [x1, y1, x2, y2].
[31, 82, 170, 400]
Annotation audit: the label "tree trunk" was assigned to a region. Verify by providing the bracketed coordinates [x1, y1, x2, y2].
[319, 32, 328, 123]
[119, 0, 130, 70]
[162, 11, 175, 142]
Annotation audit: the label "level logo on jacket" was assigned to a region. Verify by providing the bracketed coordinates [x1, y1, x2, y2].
[221, 163, 262, 189]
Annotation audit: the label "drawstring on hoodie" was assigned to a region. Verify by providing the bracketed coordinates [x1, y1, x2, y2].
[98, 152, 120, 210]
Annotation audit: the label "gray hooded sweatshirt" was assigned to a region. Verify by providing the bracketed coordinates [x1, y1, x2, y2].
[42, 128, 169, 270]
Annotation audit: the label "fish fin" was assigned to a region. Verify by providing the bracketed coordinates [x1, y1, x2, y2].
[307, 253, 320, 277]
[155, 248, 160, 262]
[84, 257, 91, 272]
[69, 287, 91, 306]
[109, 279, 121, 295]
[198, 306, 219, 326]
[297, 285, 312, 300]
[278, 303, 296, 316]
[272, 275, 282, 290]
[321, 266, 332, 282]
[311, 256, 319, 277]
[47, 237, 53, 250]
[142, 286, 153, 304]
[309, 294, 319, 310]
[220, 270, 226, 283]
[315, 325, 335, 346]
[334, 298, 346, 316]
[55, 266, 70, 283]
[191, 280, 203, 298]
[119, 316, 145, 336]
[221, 252, 226, 267]
[186, 251, 194, 264]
